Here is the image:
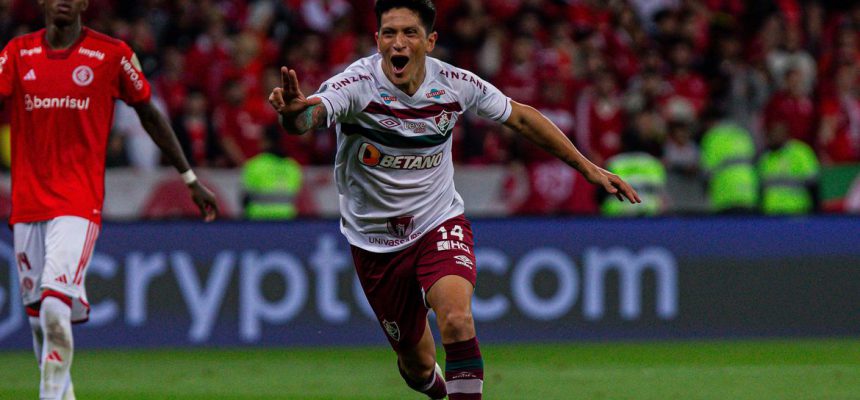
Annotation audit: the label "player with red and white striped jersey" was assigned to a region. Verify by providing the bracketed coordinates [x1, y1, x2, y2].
[269, 1, 640, 399]
[0, 1, 218, 398]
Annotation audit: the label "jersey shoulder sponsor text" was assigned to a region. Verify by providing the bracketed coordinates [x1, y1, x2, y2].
[434, 59, 511, 123]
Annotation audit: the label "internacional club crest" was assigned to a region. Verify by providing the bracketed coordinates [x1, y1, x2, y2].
[383, 319, 401, 341]
[72, 65, 94, 86]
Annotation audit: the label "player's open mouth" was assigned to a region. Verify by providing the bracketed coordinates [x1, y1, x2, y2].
[56, 3, 73, 14]
[391, 55, 409, 74]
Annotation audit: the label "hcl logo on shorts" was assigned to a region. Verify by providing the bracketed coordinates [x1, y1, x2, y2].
[24, 94, 91, 111]
[357, 142, 443, 170]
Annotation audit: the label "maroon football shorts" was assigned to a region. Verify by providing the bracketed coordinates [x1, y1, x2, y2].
[350, 214, 477, 352]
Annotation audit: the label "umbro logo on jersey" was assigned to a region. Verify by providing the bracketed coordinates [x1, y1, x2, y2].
[23, 69, 36, 81]
[378, 118, 400, 129]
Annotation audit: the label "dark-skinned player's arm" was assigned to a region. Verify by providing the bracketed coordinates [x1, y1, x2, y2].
[134, 101, 219, 221]
[503, 100, 642, 204]
[268, 67, 327, 135]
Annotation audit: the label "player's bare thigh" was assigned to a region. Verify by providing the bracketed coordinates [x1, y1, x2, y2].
[426, 275, 476, 344]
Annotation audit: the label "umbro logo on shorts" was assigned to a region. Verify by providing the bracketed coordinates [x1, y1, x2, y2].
[453, 255, 474, 269]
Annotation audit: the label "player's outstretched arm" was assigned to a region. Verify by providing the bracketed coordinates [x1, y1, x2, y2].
[268, 67, 327, 135]
[503, 100, 641, 204]
[134, 101, 219, 221]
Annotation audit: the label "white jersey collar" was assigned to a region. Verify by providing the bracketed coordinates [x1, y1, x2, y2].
[373, 54, 438, 103]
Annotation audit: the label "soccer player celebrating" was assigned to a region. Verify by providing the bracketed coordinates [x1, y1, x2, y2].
[0, 1, 218, 398]
[269, 1, 640, 398]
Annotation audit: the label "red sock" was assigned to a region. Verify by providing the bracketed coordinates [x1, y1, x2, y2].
[444, 337, 483, 400]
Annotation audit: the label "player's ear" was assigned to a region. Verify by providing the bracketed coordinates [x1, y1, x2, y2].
[374, 31, 380, 53]
[81, 0, 89, 11]
[426, 31, 438, 53]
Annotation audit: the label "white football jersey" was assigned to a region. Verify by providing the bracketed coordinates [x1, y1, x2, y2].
[311, 53, 511, 252]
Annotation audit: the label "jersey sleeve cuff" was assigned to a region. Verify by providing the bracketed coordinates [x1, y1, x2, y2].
[123, 94, 152, 107]
[497, 98, 513, 123]
[309, 95, 335, 128]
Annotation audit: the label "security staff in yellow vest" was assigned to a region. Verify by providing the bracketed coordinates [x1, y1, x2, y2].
[757, 123, 819, 214]
[242, 129, 303, 220]
[601, 151, 666, 216]
[601, 122, 667, 216]
[700, 118, 759, 213]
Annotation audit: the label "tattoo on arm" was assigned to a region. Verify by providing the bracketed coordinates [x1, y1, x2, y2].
[303, 105, 317, 131]
[291, 104, 326, 134]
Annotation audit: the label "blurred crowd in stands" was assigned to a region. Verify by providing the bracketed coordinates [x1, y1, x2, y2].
[2, 0, 860, 216]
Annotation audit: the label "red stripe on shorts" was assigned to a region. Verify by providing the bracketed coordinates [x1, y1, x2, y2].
[41, 290, 72, 307]
[79, 222, 98, 284]
[73, 222, 97, 285]
[72, 222, 93, 285]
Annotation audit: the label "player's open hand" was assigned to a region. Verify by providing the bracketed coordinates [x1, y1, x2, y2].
[188, 181, 218, 222]
[585, 166, 642, 204]
[268, 67, 322, 116]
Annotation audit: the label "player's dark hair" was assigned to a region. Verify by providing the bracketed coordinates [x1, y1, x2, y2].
[375, 0, 436, 34]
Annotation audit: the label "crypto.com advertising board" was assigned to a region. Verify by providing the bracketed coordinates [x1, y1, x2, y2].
[0, 218, 858, 349]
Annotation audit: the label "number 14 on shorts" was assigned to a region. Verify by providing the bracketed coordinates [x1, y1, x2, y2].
[436, 225, 470, 254]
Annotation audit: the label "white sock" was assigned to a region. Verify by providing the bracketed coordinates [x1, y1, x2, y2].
[33, 315, 76, 400]
[62, 377, 75, 400]
[39, 296, 73, 400]
[29, 316, 43, 366]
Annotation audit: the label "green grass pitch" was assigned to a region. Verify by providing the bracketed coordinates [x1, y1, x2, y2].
[0, 339, 858, 399]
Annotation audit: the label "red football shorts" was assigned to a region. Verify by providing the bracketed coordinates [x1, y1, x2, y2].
[351, 214, 477, 352]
